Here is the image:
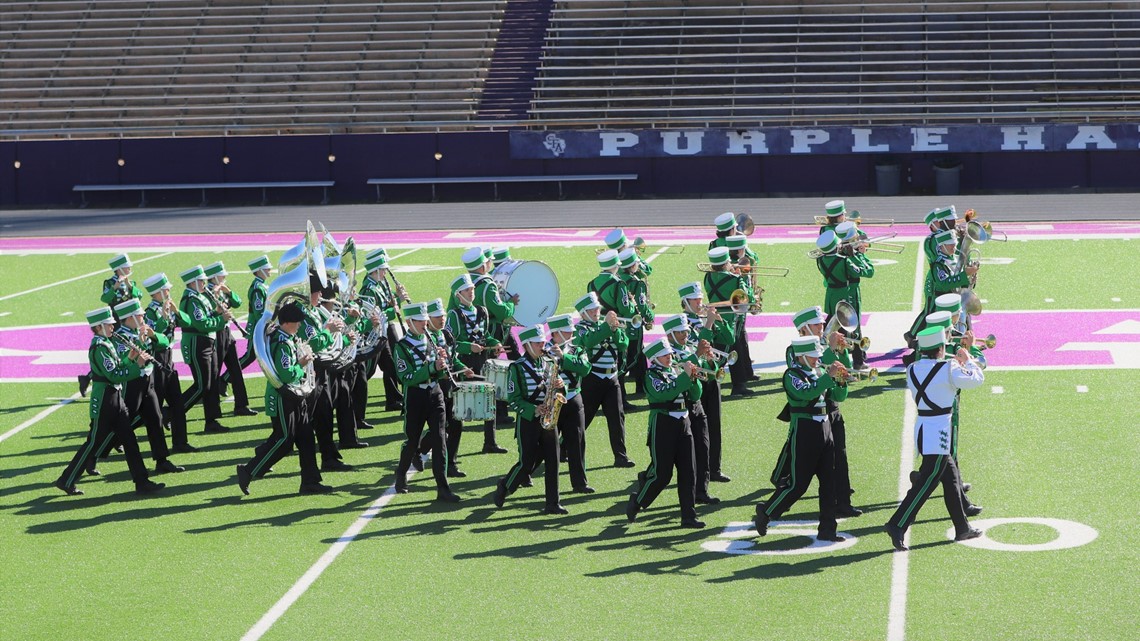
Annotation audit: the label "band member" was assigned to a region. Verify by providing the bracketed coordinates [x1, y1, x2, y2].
[142, 273, 195, 453]
[546, 313, 594, 494]
[906, 227, 978, 353]
[424, 297, 473, 477]
[702, 246, 751, 396]
[317, 284, 368, 450]
[236, 255, 272, 373]
[464, 246, 518, 420]
[922, 205, 959, 264]
[604, 228, 654, 276]
[815, 225, 873, 369]
[754, 336, 846, 543]
[835, 222, 875, 368]
[179, 265, 231, 434]
[302, 279, 352, 471]
[625, 338, 704, 529]
[359, 249, 404, 412]
[662, 315, 719, 504]
[885, 327, 985, 551]
[79, 253, 143, 396]
[204, 261, 257, 417]
[575, 291, 635, 468]
[112, 299, 183, 474]
[818, 200, 848, 234]
[491, 246, 511, 268]
[55, 307, 164, 496]
[235, 302, 331, 495]
[445, 273, 507, 455]
[617, 247, 654, 402]
[679, 282, 734, 483]
[492, 325, 566, 514]
[392, 303, 461, 503]
[723, 234, 759, 386]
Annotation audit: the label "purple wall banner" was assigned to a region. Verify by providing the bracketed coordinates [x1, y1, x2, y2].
[510, 124, 1140, 159]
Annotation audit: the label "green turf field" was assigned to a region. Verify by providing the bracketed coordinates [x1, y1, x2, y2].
[1, 234, 1136, 641]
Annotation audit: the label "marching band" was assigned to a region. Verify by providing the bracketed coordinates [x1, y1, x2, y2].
[56, 202, 1003, 550]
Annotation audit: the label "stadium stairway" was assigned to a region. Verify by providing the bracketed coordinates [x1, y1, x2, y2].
[476, 0, 555, 121]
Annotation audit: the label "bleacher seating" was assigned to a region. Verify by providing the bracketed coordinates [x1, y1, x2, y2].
[0, 0, 512, 135]
[532, 0, 1140, 125]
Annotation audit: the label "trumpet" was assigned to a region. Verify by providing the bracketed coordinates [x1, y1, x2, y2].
[613, 313, 644, 329]
[951, 331, 996, 351]
[706, 346, 738, 368]
[837, 367, 878, 384]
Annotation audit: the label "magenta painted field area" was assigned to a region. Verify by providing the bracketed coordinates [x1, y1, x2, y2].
[3, 310, 1136, 382]
[2, 221, 1137, 251]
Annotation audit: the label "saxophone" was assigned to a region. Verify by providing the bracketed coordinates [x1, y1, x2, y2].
[538, 351, 566, 431]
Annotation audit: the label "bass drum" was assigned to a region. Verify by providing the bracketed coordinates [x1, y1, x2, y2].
[491, 259, 559, 326]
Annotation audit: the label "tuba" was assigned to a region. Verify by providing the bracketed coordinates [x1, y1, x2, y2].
[254, 255, 318, 398]
[311, 227, 359, 371]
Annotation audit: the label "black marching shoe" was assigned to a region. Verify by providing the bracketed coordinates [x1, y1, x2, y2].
[411, 455, 425, 472]
[955, 527, 983, 542]
[836, 505, 863, 518]
[680, 518, 706, 529]
[964, 504, 984, 517]
[77, 374, 90, 397]
[340, 440, 370, 449]
[436, 489, 462, 503]
[233, 407, 259, 417]
[359, 420, 374, 430]
[446, 466, 467, 478]
[54, 479, 83, 496]
[482, 442, 508, 454]
[236, 464, 251, 495]
[520, 475, 533, 488]
[754, 505, 770, 536]
[963, 482, 972, 493]
[394, 482, 409, 494]
[696, 494, 721, 505]
[85, 465, 101, 477]
[135, 480, 166, 495]
[385, 403, 404, 413]
[321, 460, 354, 472]
[203, 421, 229, 434]
[625, 493, 640, 523]
[544, 503, 569, 515]
[818, 532, 846, 543]
[155, 459, 184, 474]
[731, 386, 755, 397]
[710, 472, 732, 483]
[492, 480, 507, 508]
[299, 483, 334, 495]
[171, 443, 199, 454]
[885, 523, 908, 551]
[614, 458, 637, 468]
[571, 485, 596, 494]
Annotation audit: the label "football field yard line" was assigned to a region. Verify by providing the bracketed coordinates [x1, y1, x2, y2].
[887, 241, 926, 641]
[0, 252, 173, 302]
[0, 392, 81, 444]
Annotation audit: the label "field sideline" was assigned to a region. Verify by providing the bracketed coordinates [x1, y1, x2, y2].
[0, 221, 1137, 641]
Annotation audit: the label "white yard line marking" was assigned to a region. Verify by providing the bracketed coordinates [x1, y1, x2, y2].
[0, 392, 81, 445]
[644, 246, 669, 264]
[887, 244, 926, 641]
[59, 311, 74, 317]
[239, 479, 410, 641]
[0, 312, 10, 317]
[992, 386, 1005, 394]
[1111, 298, 1121, 302]
[0, 252, 173, 302]
[1076, 385, 1089, 393]
[1044, 298, 1055, 303]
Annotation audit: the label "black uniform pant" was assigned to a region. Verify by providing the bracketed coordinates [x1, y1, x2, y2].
[310, 370, 343, 464]
[374, 332, 403, 407]
[348, 359, 370, 427]
[727, 317, 755, 388]
[631, 413, 697, 520]
[216, 330, 250, 410]
[58, 385, 150, 489]
[452, 352, 497, 450]
[121, 373, 170, 462]
[557, 394, 588, 490]
[701, 377, 724, 475]
[762, 416, 838, 537]
[501, 416, 560, 506]
[326, 367, 360, 446]
[181, 334, 222, 423]
[244, 393, 321, 486]
[581, 373, 631, 465]
[890, 453, 969, 534]
[623, 327, 646, 394]
[427, 379, 463, 470]
[395, 385, 451, 491]
[688, 402, 712, 498]
[152, 349, 189, 448]
[831, 410, 854, 506]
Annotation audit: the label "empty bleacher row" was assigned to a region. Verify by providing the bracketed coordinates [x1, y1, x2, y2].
[0, 0, 518, 135]
[532, 0, 1140, 125]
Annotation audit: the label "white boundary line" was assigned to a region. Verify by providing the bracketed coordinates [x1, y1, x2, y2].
[886, 241, 926, 641]
[0, 252, 173, 302]
[0, 392, 81, 444]
[239, 483, 406, 641]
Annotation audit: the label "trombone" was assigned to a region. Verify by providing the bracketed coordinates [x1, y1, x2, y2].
[857, 232, 906, 254]
[632, 236, 686, 256]
[696, 262, 787, 277]
[701, 289, 750, 314]
[813, 209, 895, 226]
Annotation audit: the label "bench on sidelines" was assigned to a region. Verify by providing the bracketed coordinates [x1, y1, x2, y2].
[366, 174, 638, 202]
[72, 181, 335, 207]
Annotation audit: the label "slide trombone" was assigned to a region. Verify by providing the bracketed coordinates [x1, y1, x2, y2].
[857, 232, 906, 254]
[813, 209, 894, 226]
[632, 236, 686, 256]
[700, 289, 750, 314]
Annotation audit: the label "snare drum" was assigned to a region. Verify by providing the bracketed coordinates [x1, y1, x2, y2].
[451, 382, 497, 422]
[481, 358, 512, 401]
[491, 259, 560, 326]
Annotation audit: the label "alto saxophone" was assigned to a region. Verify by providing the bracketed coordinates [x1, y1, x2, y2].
[538, 352, 566, 431]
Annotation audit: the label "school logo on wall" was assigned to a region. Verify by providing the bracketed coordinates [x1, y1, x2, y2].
[542, 133, 567, 157]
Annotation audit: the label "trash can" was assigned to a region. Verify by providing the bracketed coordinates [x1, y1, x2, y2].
[875, 163, 901, 196]
[934, 163, 962, 196]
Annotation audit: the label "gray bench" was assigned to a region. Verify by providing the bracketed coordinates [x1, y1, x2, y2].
[366, 174, 638, 202]
[73, 181, 335, 207]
